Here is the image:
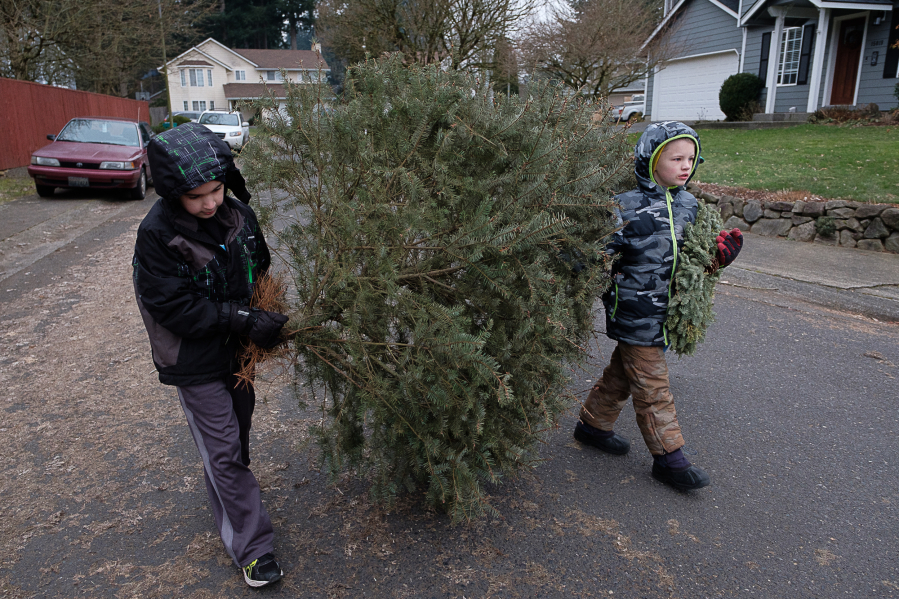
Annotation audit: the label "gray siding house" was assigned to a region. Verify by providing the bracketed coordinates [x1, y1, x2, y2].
[644, 0, 899, 121]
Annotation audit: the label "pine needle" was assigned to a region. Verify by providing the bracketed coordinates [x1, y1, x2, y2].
[666, 202, 725, 356]
[234, 271, 293, 390]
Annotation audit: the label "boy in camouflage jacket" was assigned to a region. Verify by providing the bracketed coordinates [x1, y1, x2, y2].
[574, 121, 742, 491]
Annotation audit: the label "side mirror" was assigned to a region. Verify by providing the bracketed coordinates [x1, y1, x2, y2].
[241, 122, 249, 127]
[47, 134, 56, 141]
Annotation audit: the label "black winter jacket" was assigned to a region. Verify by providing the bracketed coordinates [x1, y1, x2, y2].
[133, 196, 270, 386]
[132, 123, 268, 386]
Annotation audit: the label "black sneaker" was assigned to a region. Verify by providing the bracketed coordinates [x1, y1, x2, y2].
[651, 463, 711, 491]
[242, 553, 283, 588]
[573, 421, 630, 455]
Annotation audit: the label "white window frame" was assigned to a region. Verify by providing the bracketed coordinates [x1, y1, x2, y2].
[184, 68, 207, 87]
[266, 70, 283, 82]
[183, 101, 188, 110]
[210, 100, 215, 110]
[235, 70, 246, 81]
[777, 26, 804, 86]
[192, 100, 208, 111]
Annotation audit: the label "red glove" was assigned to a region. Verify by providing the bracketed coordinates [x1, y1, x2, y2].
[716, 229, 742, 268]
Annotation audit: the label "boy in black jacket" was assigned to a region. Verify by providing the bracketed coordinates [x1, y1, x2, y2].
[132, 123, 287, 587]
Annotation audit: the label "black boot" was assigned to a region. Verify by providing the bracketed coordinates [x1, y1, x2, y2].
[651, 449, 710, 491]
[573, 420, 630, 455]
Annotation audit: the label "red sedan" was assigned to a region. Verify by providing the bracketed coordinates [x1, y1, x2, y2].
[28, 117, 154, 200]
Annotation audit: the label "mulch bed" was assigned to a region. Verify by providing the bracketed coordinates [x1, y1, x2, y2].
[693, 181, 829, 204]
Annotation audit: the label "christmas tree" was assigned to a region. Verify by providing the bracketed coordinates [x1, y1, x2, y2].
[665, 202, 725, 356]
[241, 55, 631, 520]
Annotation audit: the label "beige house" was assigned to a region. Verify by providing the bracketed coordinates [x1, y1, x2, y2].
[161, 38, 330, 122]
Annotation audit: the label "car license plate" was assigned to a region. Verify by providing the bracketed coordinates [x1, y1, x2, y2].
[68, 177, 89, 187]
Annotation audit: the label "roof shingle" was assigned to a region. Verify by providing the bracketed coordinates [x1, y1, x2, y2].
[231, 49, 329, 71]
[223, 82, 289, 99]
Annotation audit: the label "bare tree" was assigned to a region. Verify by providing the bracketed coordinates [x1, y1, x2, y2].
[0, 0, 86, 84]
[0, 0, 215, 96]
[518, 0, 683, 100]
[317, 0, 536, 71]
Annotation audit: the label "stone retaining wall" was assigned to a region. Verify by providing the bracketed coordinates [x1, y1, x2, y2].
[688, 185, 899, 254]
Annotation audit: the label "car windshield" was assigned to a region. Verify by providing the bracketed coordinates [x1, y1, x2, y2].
[199, 113, 240, 126]
[56, 119, 140, 147]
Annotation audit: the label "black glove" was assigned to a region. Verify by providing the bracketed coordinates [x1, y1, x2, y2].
[715, 228, 743, 268]
[223, 303, 289, 349]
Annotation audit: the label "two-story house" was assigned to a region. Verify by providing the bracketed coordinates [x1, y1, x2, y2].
[161, 38, 330, 122]
[642, 0, 898, 121]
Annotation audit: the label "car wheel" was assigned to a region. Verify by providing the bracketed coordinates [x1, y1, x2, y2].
[35, 183, 55, 198]
[130, 168, 147, 200]
[628, 112, 643, 123]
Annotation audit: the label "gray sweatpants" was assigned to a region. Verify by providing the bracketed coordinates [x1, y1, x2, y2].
[177, 375, 274, 568]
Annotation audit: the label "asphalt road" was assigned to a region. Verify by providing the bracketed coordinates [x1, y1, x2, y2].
[1, 189, 898, 598]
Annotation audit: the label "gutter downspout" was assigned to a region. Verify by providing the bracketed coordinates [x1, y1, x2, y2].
[807, 8, 831, 113]
[740, 27, 748, 72]
[765, 7, 786, 113]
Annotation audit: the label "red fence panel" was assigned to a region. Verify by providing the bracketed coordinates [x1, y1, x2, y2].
[0, 78, 150, 170]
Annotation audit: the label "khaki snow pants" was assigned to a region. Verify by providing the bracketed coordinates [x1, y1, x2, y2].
[579, 342, 685, 455]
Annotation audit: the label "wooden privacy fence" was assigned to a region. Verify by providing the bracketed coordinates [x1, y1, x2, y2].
[0, 78, 150, 170]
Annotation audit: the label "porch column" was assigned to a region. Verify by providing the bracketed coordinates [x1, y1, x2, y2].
[807, 8, 831, 112]
[765, 7, 786, 113]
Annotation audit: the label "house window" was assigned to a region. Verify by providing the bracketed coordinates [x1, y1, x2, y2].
[266, 70, 283, 81]
[210, 101, 215, 110]
[235, 70, 246, 81]
[183, 101, 188, 110]
[183, 68, 209, 87]
[777, 27, 803, 86]
[192, 100, 207, 111]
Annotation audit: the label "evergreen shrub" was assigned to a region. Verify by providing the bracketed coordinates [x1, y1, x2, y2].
[816, 215, 836, 237]
[719, 73, 764, 121]
[241, 55, 631, 520]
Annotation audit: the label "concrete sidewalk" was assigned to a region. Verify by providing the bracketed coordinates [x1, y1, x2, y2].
[721, 232, 899, 322]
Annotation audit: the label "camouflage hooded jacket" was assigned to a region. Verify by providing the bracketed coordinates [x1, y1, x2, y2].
[602, 121, 701, 347]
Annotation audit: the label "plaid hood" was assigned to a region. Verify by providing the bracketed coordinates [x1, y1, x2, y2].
[148, 122, 250, 204]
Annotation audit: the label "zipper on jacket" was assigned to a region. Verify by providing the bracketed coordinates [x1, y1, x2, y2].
[242, 242, 253, 285]
[609, 282, 619, 320]
[663, 189, 678, 346]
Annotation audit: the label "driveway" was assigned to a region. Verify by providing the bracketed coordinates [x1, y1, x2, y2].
[1, 192, 898, 598]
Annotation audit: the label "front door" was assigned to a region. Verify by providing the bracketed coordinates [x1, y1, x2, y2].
[830, 17, 865, 105]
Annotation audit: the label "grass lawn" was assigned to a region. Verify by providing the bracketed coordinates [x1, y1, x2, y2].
[691, 124, 898, 204]
[0, 173, 35, 205]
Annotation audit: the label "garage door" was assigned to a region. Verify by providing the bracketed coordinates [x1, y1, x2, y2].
[652, 51, 739, 121]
